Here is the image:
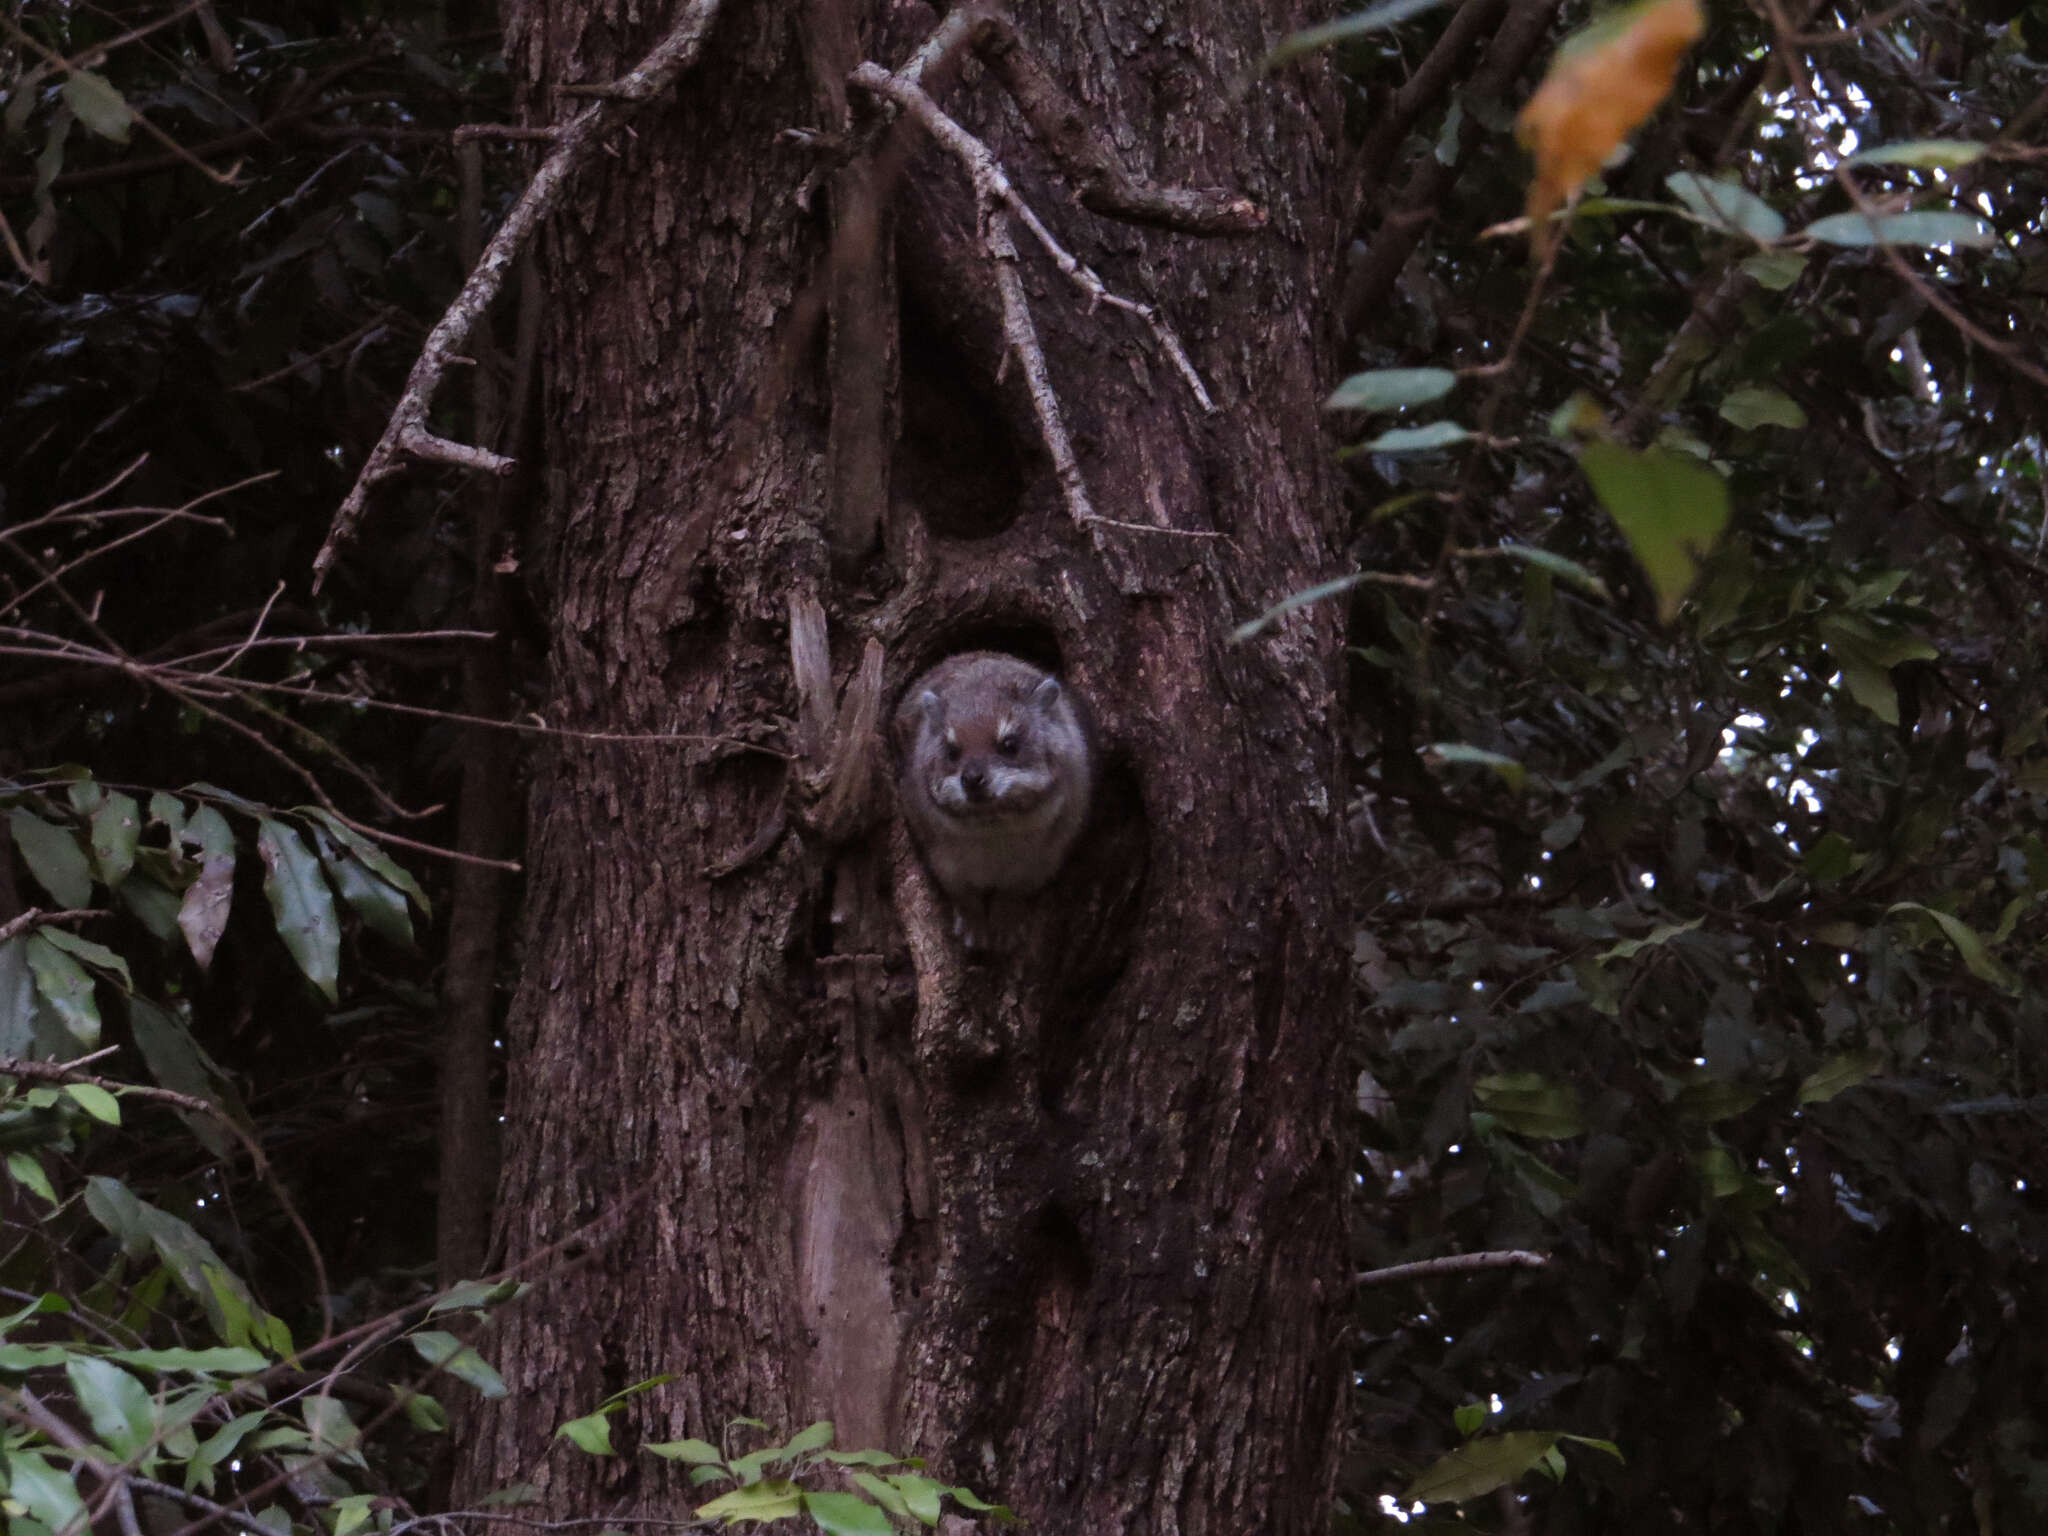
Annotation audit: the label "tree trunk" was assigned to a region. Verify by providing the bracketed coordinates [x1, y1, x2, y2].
[460, 3, 1354, 1530]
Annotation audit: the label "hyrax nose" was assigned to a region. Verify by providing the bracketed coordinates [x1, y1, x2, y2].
[960, 763, 989, 799]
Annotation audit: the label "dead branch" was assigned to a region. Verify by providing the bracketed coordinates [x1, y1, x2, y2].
[848, 57, 1214, 415]
[1355, 1250, 1550, 1285]
[310, 0, 727, 591]
[968, 12, 1266, 234]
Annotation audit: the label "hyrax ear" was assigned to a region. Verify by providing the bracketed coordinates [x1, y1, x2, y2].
[920, 688, 945, 726]
[1028, 676, 1062, 712]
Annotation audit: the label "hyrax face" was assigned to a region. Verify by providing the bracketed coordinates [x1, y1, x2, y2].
[894, 653, 1093, 925]
[918, 674, 1065, 818]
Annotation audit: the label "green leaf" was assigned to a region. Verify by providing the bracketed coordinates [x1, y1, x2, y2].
[402, 1390, 449, 1432]
[118, 871, 185, 942]
[88, 793, 141, 887]
[3, 1448, 87, 1530]
[1739, 249, 1808, 290]
[1802, 832, 1867, 884]
[1577, 440, 1730, 623]
[555, 1411, 615, 1455]
[127, 996, 242, 1158]
[67, 1356, 157, 1459]
[695, 1478, 804, 1523]
[852, 1472, 912, 1520]
[1263, 0, 1455, 67]
[11, 809, 94, 908]
[297, 809, 431, 918]
[24, 933, 99, 1046]
[186, 1410, 264, 1495]
[330, 1494, 377, 1536]
[1803, 209, 1996, 248]
[1672, 1075, 1762, 1125]
[106, 1346, 267, 1374]
[1886, 903, 2017, 992]
[645, 1438, 726, 1464]
[1797, 1051, 1882, 1105]
[1474, 1072, 1585, 1139]
[204, 1265, 256, 1350]
[149, 792, 188, 840]
[1481, 544, 1610, 598]
[64, 1082, 121, 1124]
[1846, 139, 1985, 169]
[781, 1419, 836, 1456]
[407, 1330, 509, 1397]
[1355, 421, 1472, 454]
[309, 825, 415, 948]
[596, 1373, 678, 1410]
[1231, 573, 1371, 642]
[305, 1394, 366, 1468]
[1717, 386, 1806, 430]
[1454, 1402, 1491, 1436]
[256, 819, 339, 1001]
[38, 928, 130, 990]
[7, 1151, 56, 1205]
[945, 1485, 1016, 1519]
[1664, 173, 1785, 241]
[822, 1449, 904, 1467]
[0, 935, 35, 1057]
[1424, 743, 1527, 793]
[1402, 1431, 1564, 1504]
[803, 1491, 895, 1536]
[61, 71, 133, 142]
[429, 1278, 527, 1315]
[1599, 918, 1702, 961]
[1325, 367, 1456, 412]
[176, 807, 236, 972]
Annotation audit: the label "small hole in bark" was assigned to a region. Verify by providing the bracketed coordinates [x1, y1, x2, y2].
[1032, 1202, 1092, 1292]
[895, 291, 1025, 540]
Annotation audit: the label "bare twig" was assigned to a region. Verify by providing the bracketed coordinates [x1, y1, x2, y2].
[1356, 1250, 1550, 1286]
[311, 0, 728, 589]
[451, 122, 563, 144]
[0, 908, 101, 945]
[0, 472, 274, 621]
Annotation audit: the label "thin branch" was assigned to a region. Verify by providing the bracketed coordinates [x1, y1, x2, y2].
[0, 908, 101, 944]
[0, 472, 275, 621]
[451, 122, 564, 145]
[311, 0, 729, 590]
[1356, 1250, 1550, 1286]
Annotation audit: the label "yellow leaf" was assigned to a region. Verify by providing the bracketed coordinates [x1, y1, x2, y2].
[1517, 0, 1705, 254]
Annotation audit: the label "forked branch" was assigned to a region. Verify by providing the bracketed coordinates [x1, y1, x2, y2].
[311, 0, 726, 591]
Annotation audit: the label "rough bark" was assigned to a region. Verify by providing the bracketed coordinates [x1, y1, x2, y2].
[460, 3, 1354, 1531]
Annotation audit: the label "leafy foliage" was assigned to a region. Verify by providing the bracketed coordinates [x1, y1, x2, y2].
[1320, 0, 2048, 1527]
[556, 1412, 1016, 1531]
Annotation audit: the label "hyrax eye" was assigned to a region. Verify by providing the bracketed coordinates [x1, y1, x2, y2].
[996, 734, 1020, 756]
[943, 740, 963, 763]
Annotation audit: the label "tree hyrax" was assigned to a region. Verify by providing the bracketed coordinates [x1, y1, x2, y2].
[894, 652, 1093, 951]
